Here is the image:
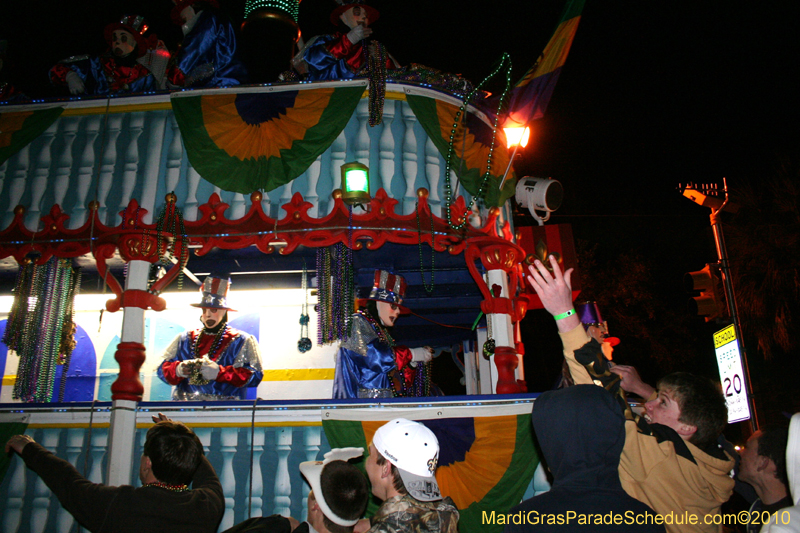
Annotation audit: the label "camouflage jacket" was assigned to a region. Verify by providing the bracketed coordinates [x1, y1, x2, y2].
[367, 494, 459, 533]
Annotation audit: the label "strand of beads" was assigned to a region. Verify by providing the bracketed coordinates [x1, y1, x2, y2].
[355, 310, 396, 348]
[143, 482, 189, 493]
[298, 260, 312, 353]
[365, 41, 388, 126]
[443, 53, 514, 231]
[416, 201, 436, 293]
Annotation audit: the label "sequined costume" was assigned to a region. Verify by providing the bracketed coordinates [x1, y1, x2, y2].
[167, 9, 248, 88]
[158, 325, 262, 400]
[302, 33, 397, 81]
[49, 54, 161, 96]
[332, 312, 413, 399]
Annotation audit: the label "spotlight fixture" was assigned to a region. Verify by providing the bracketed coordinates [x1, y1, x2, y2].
[515, 177, 563, 225]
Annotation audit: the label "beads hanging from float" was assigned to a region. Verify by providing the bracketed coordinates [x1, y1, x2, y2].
[4, 258, 79, 403]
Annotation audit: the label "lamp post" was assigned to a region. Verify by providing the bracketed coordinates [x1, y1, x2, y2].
[498, 123, 531, 190]
[681, 178, 758, 432]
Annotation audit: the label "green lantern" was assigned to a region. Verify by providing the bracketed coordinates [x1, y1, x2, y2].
[340, 162, 370, 205]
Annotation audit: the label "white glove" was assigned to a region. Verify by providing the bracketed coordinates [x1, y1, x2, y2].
[410, 347, 433, 363]
[346, 25, 372, 45]
[65, 71, 85, 95]
[176, 361, 191, 378]
[200, 359, 220, 380]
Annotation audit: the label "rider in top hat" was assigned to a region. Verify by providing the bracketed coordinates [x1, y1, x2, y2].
[332, 270, 434, 399]
[49, 15, 169, 95]
[158, 275, 263, 400]
[301, 0, 399, 82]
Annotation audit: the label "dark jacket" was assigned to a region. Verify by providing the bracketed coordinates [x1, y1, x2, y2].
[505, 385, 665, 532]
[20, 442, 224, 533]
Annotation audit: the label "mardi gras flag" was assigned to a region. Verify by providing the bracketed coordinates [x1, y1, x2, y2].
[406, 94, 516, 208]
[505, 0, 585, 128]
[171, 85, 365, 194]
[322, 403, 538, 533]
[0, 106, 64, 165]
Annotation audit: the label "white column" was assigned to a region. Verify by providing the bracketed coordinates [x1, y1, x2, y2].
[425, 137, 442, 213]
[2, 144, 29, 228]
[401, 103, 419, 215]
[220, 428, 238, 530]
[273, 427, 293, 516]
[378, 99, 396, 194]
[301, 427, 321, 521]
[72, 115, 102, 228]
[249, 428, 266, 518]
[106, 260, 150, 486]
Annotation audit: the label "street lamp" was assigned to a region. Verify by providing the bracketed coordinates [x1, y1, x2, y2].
[498, 122, 532, 190]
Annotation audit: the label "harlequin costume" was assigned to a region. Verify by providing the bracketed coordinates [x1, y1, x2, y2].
[158, 275, 263, 400]
[333, 270, 436, 399]
[49, 15, 167, 96]
[302, 0, 398, 82]
[166, 0, 248, 88]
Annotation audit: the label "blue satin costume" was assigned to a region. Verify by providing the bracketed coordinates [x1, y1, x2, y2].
[303, 34, 363, 81]
[332, 313, 413, 399]
[157, 328, 262, 400]
[171, 9, 248, 88]
[50, 55, 160, 96]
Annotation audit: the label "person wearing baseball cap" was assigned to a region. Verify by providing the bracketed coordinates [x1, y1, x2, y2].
[157, 274, 263, 400]
[363, 418, 458, 533]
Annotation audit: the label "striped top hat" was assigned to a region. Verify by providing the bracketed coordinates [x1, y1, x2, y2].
[358, 270, 410, 313]
[190, 275, 236, 311]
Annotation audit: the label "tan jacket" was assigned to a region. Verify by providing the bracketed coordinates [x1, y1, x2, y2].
[560, 326, 735, 533]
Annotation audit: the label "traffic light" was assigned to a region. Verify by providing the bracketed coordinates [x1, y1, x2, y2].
[684, 263, 728, 322]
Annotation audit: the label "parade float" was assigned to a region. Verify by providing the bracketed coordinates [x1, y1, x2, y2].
[0, 1, 585, 531]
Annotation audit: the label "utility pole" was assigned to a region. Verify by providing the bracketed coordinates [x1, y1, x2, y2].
[681, 178, 758, 432]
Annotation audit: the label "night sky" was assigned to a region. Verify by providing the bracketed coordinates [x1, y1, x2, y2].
[3, 1, 799, 410]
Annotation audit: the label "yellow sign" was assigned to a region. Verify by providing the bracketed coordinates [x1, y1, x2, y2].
[713, 324, 736, 349]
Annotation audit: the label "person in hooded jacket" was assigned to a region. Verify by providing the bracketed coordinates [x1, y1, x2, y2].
[762, 412, 800, 533]
[505, 385, 665, 533]
[526, 255, 735, 533]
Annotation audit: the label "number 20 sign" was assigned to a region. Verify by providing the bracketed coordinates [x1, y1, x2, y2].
[714, 324, 751, 424]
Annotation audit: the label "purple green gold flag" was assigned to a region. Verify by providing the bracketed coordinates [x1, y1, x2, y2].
[0, 106, 64, 165]
[506, 0, 585, 128]
[321, 403, 539, 533]
[170, 85, 365, 194]
[406, 94, 517, 207]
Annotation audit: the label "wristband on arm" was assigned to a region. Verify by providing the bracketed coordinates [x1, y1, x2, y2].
[554, 308, 576, 321]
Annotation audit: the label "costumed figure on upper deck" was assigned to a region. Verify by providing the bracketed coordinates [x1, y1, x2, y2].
[158, 274, 263, 400]
[49, 15, 169, 96]
[333, 270, 440, 399]
[166, 0, 249, 88]
[299, 0, 399, 82]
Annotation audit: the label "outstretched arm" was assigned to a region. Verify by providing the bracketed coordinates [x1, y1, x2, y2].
[526, 256, 581, 333]
[525, 255, 593, 384]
